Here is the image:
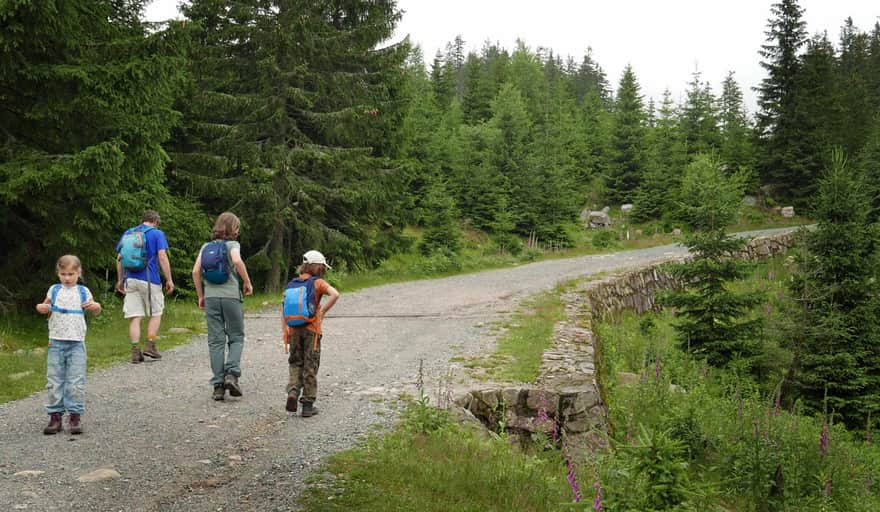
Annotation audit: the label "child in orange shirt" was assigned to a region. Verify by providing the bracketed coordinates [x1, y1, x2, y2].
[284, 250, 339, 417]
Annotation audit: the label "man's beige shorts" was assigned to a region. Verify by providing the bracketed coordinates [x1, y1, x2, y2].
[123, 279, 165, 318]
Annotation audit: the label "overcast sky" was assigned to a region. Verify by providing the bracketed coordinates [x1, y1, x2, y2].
[144, 1, 879, 113]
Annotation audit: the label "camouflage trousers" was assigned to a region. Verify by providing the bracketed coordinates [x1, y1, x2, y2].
[287, 329, 321, 403]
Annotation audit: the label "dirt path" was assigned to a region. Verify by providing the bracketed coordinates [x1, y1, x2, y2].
[0, 228, 794, 511]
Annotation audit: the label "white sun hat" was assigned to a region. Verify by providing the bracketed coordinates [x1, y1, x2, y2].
[302, 250, 331, 268]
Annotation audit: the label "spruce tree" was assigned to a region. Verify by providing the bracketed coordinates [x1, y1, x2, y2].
[171, 0, 410, 290]
[0, 0, 196, 306]
[718, 72, 756, 177]
[857, 116, 880, 217]
[680, 70, 721, 156]
[836, 18, 873, 156]
[571, 48, 610, 105]
[606, 65, 647, 205]
[461, 52, 491, 123]
[869, 22, 880, 111]
[418, 178, 462, 260]
[787, 149, 880, 425]
[633, 90, 686, 222]
[663, 155, 763, 368]
[430, 51, 455, 109]
[755, 0, 808, 197]
[489, 83, 533, 232]
[786, 33, 840, 200]
[577, 89, 612, 194]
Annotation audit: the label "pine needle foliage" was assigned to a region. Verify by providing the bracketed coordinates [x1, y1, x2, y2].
[169, 0, 411, 291]
[663, 155, 763, 368]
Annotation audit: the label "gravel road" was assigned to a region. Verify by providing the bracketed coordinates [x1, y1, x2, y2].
[0, 228, 795, 511]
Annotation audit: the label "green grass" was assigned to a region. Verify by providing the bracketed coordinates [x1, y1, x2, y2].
[465, 285, 569, 383]
[0, 293, 204, 403]
[298, 400, 575, 512]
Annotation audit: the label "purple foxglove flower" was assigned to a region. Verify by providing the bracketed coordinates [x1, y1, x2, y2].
[567, 459, 581, 503]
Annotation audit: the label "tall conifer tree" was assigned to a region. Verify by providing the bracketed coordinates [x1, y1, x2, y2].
[756, 0, 807, 197]
[172, 0, 410, 290]
[719, 72, 756, 176]
[786, 150, 880, 425]
[607, 65, 647, 205]
[0, 0, 195, 305]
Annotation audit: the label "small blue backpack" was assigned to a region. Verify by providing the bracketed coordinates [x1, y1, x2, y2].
[283, 276, 318, 327]
[119, 226, 155, 272]
[50, 284, 88, 315]
[200, 241, 230, 284]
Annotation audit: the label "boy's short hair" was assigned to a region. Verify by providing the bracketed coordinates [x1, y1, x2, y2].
[142, 210, 161, 224]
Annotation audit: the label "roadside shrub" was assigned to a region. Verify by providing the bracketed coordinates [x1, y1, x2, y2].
[592, 229, 618, 249]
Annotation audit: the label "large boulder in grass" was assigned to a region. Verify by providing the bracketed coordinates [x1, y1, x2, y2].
[588, 211, 611, 229]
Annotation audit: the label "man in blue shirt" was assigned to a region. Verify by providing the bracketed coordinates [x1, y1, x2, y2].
[115, 210, 175, 364]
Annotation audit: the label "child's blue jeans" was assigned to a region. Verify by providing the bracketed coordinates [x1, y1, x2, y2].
[45, 339, 86, 414]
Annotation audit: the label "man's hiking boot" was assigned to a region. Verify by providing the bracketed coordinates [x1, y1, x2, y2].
[285, 395, 298, 413]
[212, 384, 225, 401]
[131, 345, 144, 364]
[43, 413, 63, 435]
[143, 340, 162, 359]
[301, 402, 319, 418]
[68, 413, 83, 435]
[224, 374, 242, 397]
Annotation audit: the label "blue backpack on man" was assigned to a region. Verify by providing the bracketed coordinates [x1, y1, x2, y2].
[119, 226, 156, 272]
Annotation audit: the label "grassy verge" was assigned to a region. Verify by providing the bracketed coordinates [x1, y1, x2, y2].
[298, 399, 576, 512]
[463, 284, 568, 383]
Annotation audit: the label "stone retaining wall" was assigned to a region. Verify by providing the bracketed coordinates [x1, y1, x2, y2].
[454, 233, 798, 454]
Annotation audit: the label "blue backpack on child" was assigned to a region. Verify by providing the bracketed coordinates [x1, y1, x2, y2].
[119, 226, 155, 272]
[200, 241, 230, 284]
[283, 276, 318, 327]
[50, 284, 88, 315]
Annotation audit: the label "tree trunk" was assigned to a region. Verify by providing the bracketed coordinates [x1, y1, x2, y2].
[267, 219, 285, 293]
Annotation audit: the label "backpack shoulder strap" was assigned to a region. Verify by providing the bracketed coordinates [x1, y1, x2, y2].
[77, 285, 88, 305]
[49, 284, 86, 315]
[49, 284, 62, 307]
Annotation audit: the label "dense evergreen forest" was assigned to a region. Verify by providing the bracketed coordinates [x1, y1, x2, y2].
[2, 0, 880, 312]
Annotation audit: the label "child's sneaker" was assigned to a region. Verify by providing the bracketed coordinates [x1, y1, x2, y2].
[43, 412, 62, 435]
[301, 402, 319, 417]
[212, 384, 225, 401]
[68, 413, 83, 435]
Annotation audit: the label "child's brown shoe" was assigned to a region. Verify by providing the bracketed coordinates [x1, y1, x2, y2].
[43, 412, 62, 435]
[68, 413, 83, 435]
